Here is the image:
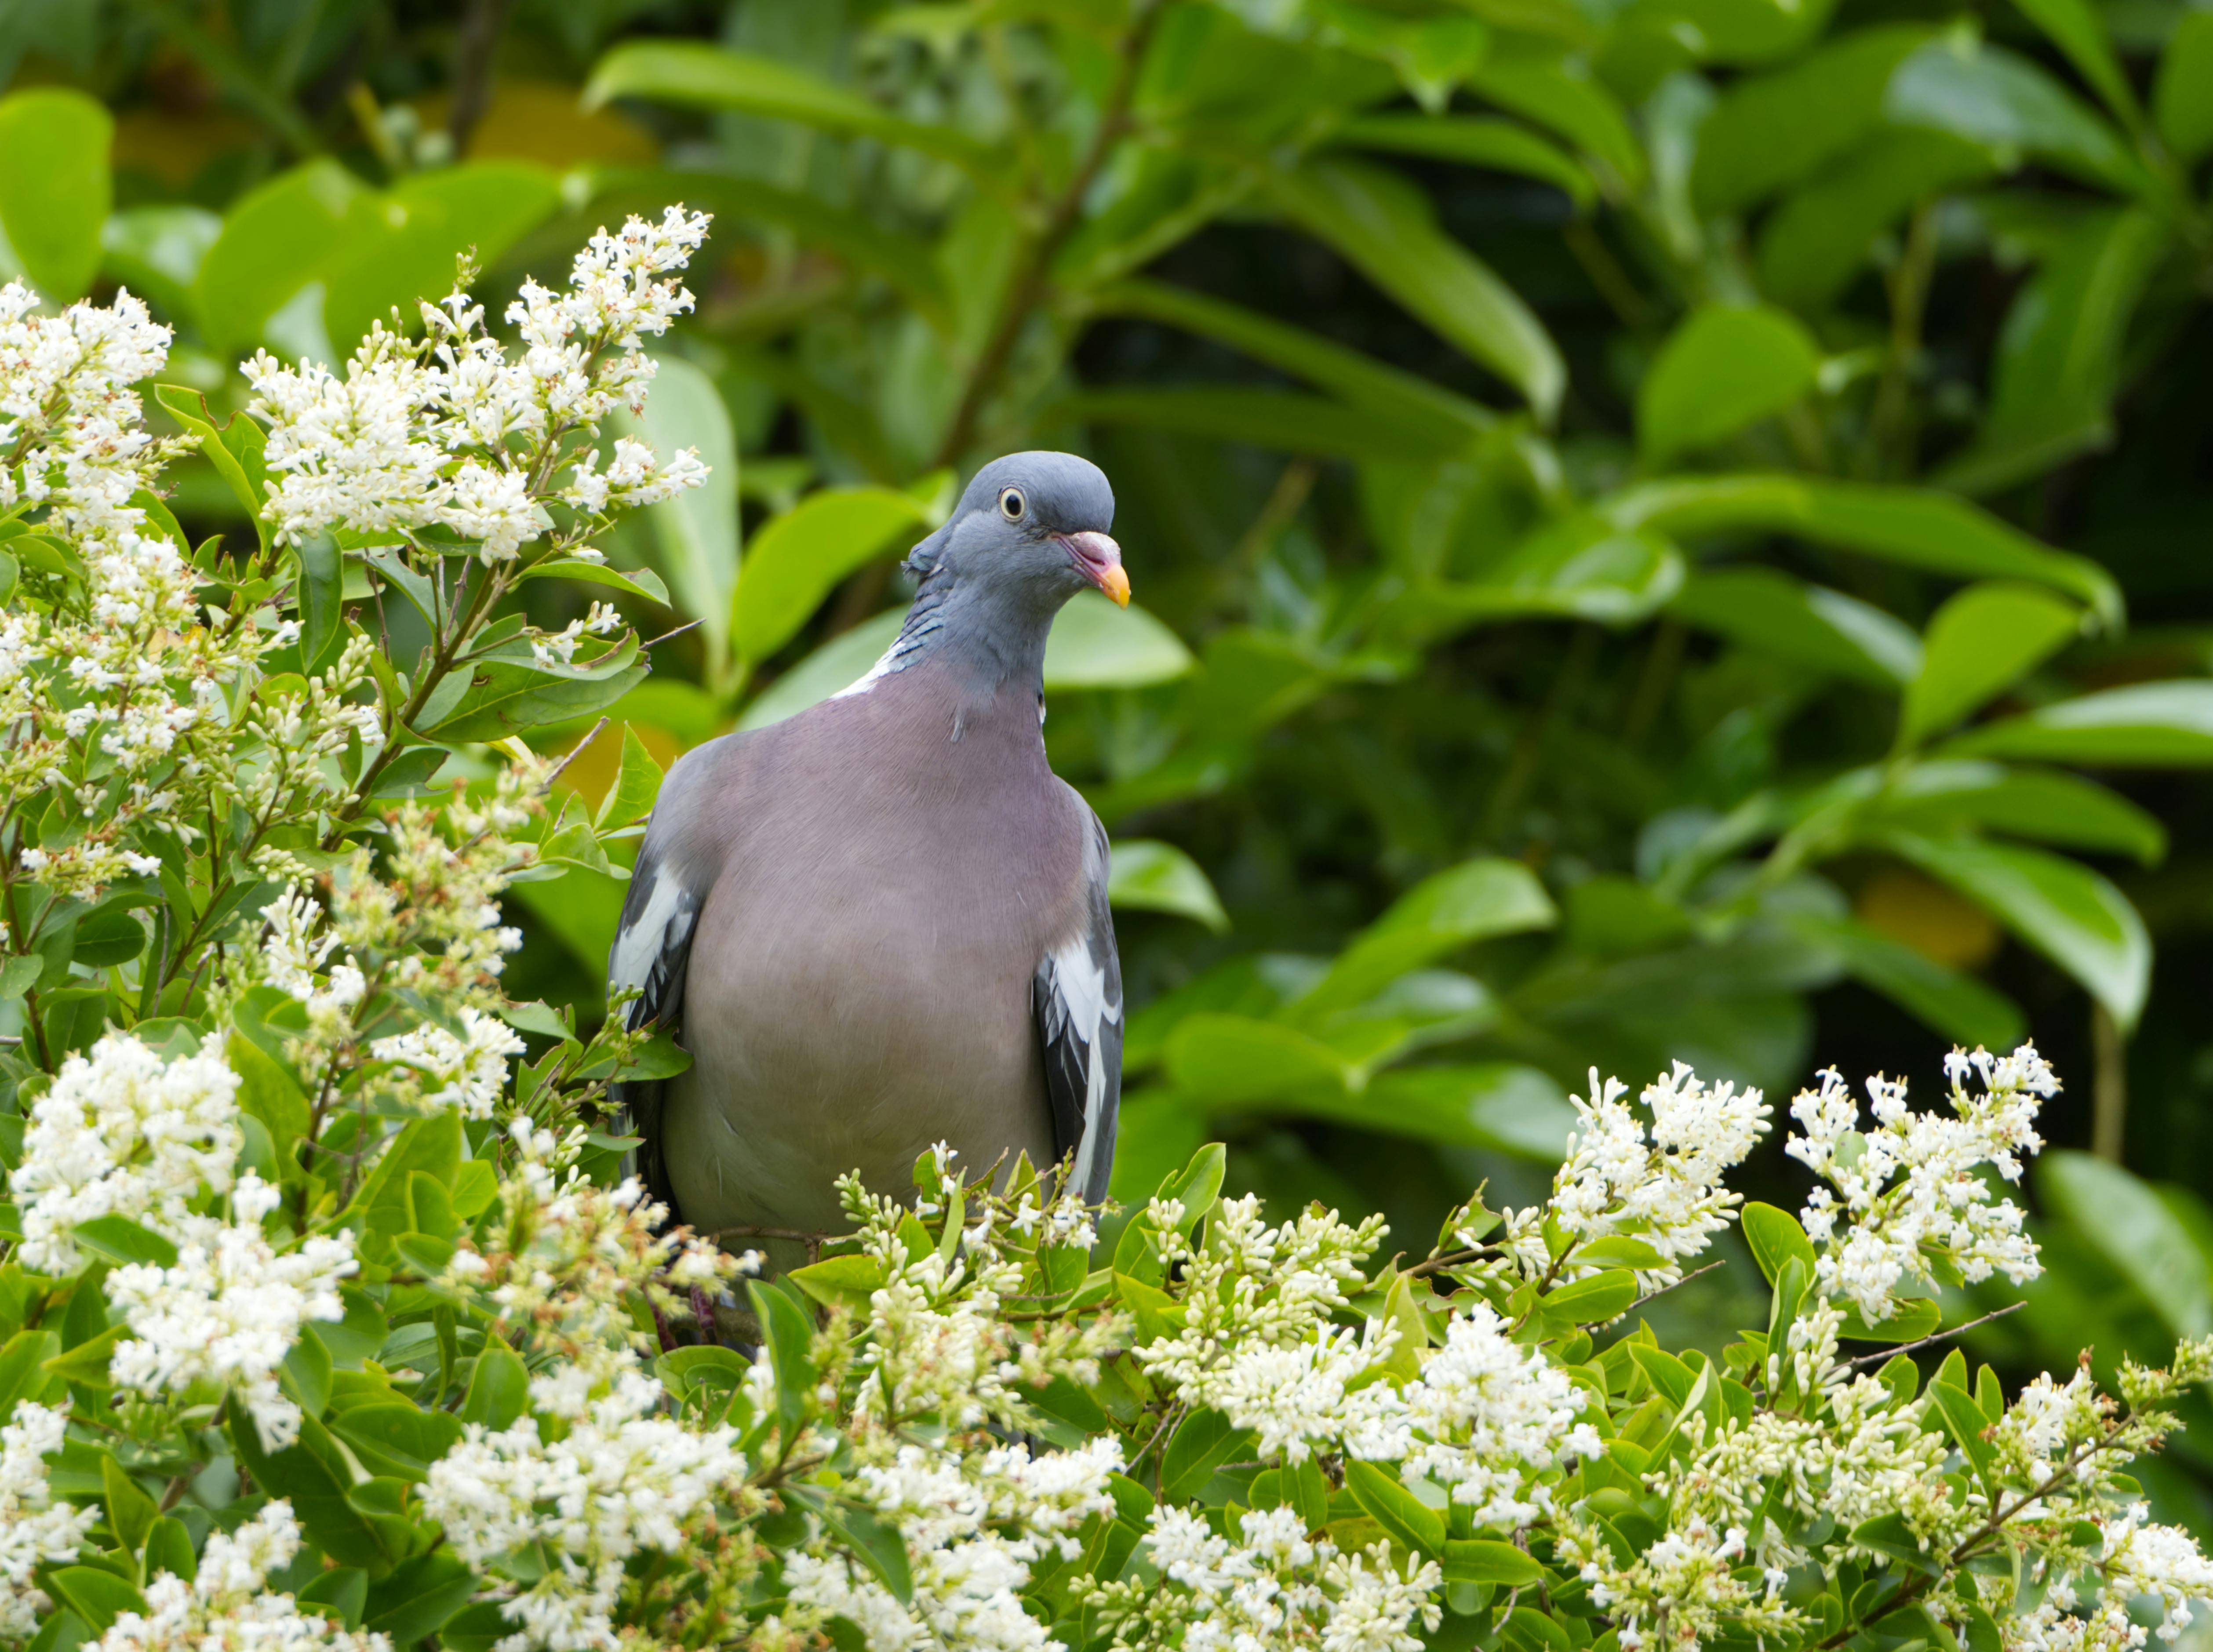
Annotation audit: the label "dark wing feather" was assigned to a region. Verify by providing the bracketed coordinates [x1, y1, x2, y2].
[606, 842, 701, 1215]
[1033, 811, 1123, 1204]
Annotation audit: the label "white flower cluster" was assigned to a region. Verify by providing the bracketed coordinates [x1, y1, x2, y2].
[1787, 1042, 2052, 1321]
[422, 1368, 744, 1652]
[8, 1032, 242, 1272]
[1102, 1505, 1441, 1652]
[0, 280, 174, 537]
[1501, 1061, 1769, 1286]
[370, 1008, 527, 1119]
[1134, 1195, 1395, 1466]
[1376, 1304, 1601, 1527]
[244, 208, 713, 564]
[96, 1501, 388, 1652]
[0, 1402, 99, 1638]
[107, 1171, 357, 1449]
[785, 1438, 1124, 1652]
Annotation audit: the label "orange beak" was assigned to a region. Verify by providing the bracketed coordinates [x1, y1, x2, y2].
[1060, 531, 1129, 608]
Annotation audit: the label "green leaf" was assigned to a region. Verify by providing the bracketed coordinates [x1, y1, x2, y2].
[2006, 0, 2138, 128]
[25, 1609, 85, 1652]
[1788, 912, 2026, 1050]
[193, 159, 366, 359]
[46, 1570, 146, 1635]
[750, 1280, 816, 1441]
[70, 1215, 178, 1271]
[1883, 830, 2149, 1029]
[143, 1517, 195, 1584]
[1343, 1459, 1446, 1557]
[1670, 567, 1921, 687]
[461, 1343, 529, 1431]
[1045, 594, 1195, 691]
[1758, 129, 1996, 312]
[1853, 1510, 1942, 1573]
[329, 1404, 464, 1481]
[615, 355, 738, 677]
[1442, 1539, 1544, 1586]
[1165, 1015, 1348, 1105]
[227, 1030, 311, 1173]
[819, 1503, 915, 1605]
[1266, 158, 1563, 422]
[298, 1570, 368, 1630]
[1543, 1269, 1639, 1323]
[1884, 38, 2142, 193]
[2153, 11, 2213, 162]
[319, 162, 559, 352]
[1837, 1298, 1942, 1342]
[0, 89, 113, 301]
[1938, 206, 2172, 497]
[0, 1330, 61, 1412]
[1107, 840, 1227, 932]
[1161, 1408, 1255, 1503]
[1740, 1202, 1818, 1288]
[0, 955, 43, 1003]
[44, 1323, 128, 1387]
[585, 42, 998, 178]
[2040, 1150, 2213, 1339]
[1464, 51, 1643, 185]
[348, 1111, 462, 1241]
[1873, 762, 2165, 864]
[1692, 25, 1932, 213]
[1638, 305, 1821, 464]
[738, 610, 901, 732]
[100, 203, 221, 318]
[595, 725, 666, 832]
[1424, 516, 1684, 630]
[517, 559, 670, 608]
[1347, 1066, 1577, 1157]
[1060, 386, 1469, 464]
[732, 487, 926, 665]
[1900, 583, 2080, 748]
[1335, 113, 1595, 208]
[152, 387, 274, 555]
[1297, 857, 1556, 1014]
[1088, 279, 1495, 446]
[102, 1454, 160, 1554]
[788, 1253, 889, 1312]
[1945, 682, 2213, 767]
[1603, 475, 2121, 625]
[423, 633, 646, 744]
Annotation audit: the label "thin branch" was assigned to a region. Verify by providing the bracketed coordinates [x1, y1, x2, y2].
[1627, 1259, 1723, 1314]
[1844, 1300, 2025, 1367]
[928, 0, 1163, 469]
[644, 618, 704, 649]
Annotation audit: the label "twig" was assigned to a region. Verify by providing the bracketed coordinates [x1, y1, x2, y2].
[1407, 1245, 1501, 1280]
[542, 717, 611, 789]
[706, 1223, 834, 1246]
[1845, 1300, 2025, 1367]
[644, 618, 704, 649]
[1627, 1259, 1723, 1314]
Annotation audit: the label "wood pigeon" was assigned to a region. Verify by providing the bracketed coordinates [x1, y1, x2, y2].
[608, 452, 1128, 1254]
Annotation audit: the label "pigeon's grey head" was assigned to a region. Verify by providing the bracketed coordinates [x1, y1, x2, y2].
[905, 451, 1127, 619]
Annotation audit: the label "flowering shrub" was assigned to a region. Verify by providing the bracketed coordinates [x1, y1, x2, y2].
[4, 220, 2213, 1652]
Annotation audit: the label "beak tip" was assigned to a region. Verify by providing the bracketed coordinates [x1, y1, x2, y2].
[1103, 566, 1131, 608]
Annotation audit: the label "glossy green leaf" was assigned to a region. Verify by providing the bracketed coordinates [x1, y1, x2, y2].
[193, 159, 366, 358]
[1692, 25, 1931, 213]
[320, 163, 560, 351]
[586, 42, 997, 176]
[1161, 1408, 1253, 1503]
[102, 1453, 159, 1554]
[1945, 682, 2213, 767]
[47, 1570, 145, 1636]
[1670, 567, 1921, 686]
[1639, 305, 1821, 463]
[1604, 475, 2121, 624]
[1267, 157, 1564, 422]
[1740, 1201, 1819, 1287]
[1343, 1459, 1446, 1556]
[70, 1215, 178, 1270]
[423, 633, 646, 744]
[1046, 593, 1195, 690]
[1297, 857, 1557, 1013]
[461, 1343, 529, 1431]
[1884, 830, 2149, 1029]
[1883, 38, 2143, 192]
[1335, 113, 1596, 207]
[1789, 911, 2026, 1049]
[0, 89, 111, 301]
[1937, 207, 2171, 497]
[738, 610, 901, 731]
[364, 1553, 477, 1648]
[1061, 386, 1470, 463]
[1874, 762, 2166, 864]
[618, 356, 739, 674]
[100, 203, 220, 319]
[1427, 516, 1685, 629]
[1108, 840, 1228, 932]
[750, 1280, 816, 1440]
[1755, 129, 1995, 311]
[1465, 52, 1643, 185]
[2153, 11, 2213, 162]
[1165, 1014, 1348, 1103]
[2006, 0, 2138, 127]
[1900, 583, 2079, 747]
[2040, 1151, 2213, 1339]
[733, 487, 925, 665]
[1353, 1065, 1577, 1157]
[595, 725, 666, 832]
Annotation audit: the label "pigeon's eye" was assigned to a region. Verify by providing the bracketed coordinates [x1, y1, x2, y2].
[998, 487, 1026, 522]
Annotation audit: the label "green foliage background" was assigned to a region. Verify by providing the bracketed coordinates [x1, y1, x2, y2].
[7, 0, 2213, 1535]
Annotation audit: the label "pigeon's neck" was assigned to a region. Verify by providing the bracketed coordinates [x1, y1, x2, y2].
[857, 571, 1056, 706]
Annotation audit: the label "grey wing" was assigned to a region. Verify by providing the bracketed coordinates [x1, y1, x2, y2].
[606, 836, 702, 1217]
[1033, 811, 1123, 1205]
